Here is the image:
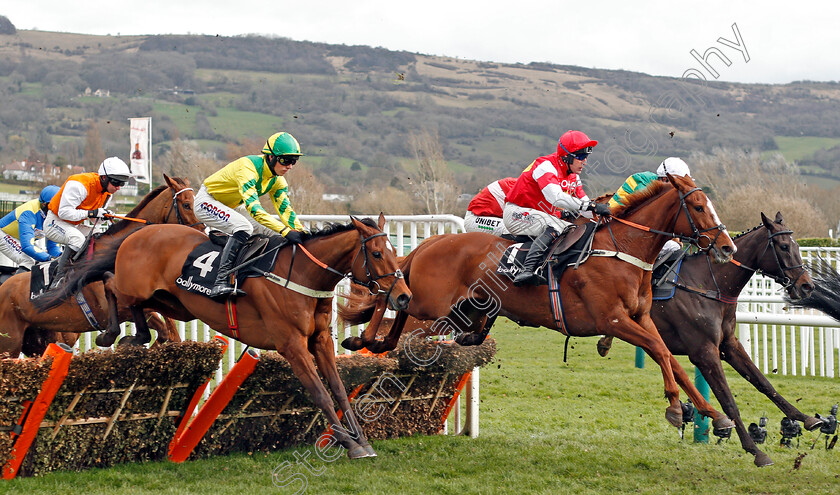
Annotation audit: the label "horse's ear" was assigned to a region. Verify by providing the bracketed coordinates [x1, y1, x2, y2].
[774, 211, 784, 224]
[760, 212, 772, 228]
[163, 174, 174, 188]
[378, 212, 386, 231]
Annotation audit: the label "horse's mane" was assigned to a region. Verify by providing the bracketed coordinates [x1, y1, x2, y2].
[97, 185, 168, 238]
[304, 217, 379, 241]
[732, 224, 765, 240]
[97, 177, 190, 237]
[610, 180, 667, 218]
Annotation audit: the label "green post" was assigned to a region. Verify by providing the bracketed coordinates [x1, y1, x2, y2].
[634, 347, 645, 369]
[693, 367, 710, 443]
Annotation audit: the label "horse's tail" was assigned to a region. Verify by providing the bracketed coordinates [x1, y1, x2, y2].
[32, 238, 125, 311]
[785, 255, 840, 322]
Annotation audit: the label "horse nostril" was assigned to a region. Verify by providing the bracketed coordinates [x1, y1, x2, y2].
[396, 293, 411, 309]
[801, 283, 814, 296]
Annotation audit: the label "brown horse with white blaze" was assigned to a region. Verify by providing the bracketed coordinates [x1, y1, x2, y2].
[341, 175, 738, 431]
[35, 214, 411, 459]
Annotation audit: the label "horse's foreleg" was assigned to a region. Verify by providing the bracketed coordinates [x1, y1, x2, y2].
[686, 344, 771, 467]
[281, 335, 368, 459]
[96, 272, 122, 347]
[311, 328, 375, 457]
[720, 332, 822, 431]
[118, 305, 152, 347]
[609, 315, 683, 427]
[341, 298, 387, 352]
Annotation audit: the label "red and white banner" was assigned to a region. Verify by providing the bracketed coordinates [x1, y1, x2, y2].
[129, 117, 151, 184]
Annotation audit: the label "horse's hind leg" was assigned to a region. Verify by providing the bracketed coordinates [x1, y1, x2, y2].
[96, 272, 122, 347]
[720, 332, 822, 431]
[147, 312, 180, 347]
[311, 327, 375, 457]
[118, 305, 152, 347]
[687, 343, 772, 467]
[597, 335, 614, 357]
[282, 335, 367, 459]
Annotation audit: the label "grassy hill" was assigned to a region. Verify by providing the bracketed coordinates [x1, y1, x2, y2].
[2, 29, 840, 201]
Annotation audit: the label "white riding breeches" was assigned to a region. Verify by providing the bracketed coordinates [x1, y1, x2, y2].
[502, 203, 572, 237]
[44, 211, 91, 251]
[194, 185, 276, 237]
[464, 211, 509, 236]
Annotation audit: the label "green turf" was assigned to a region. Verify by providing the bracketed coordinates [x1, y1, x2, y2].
[769, 136, 840, 162]
[5, 318, 839, 494]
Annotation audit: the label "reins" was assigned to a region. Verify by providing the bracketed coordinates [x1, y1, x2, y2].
[257, 228, 404, 299]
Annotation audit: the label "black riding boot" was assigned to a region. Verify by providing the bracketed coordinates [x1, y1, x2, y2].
[513, 227, 561, 287]
[209, 231, 249, 300]
[49, 247, 77, 289]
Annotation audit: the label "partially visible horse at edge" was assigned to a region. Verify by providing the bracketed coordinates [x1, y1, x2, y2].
[596, 211, 818, 466]
[340, 175, 739, 434]
[34, 214, 412, 459]
[0, 175, 199, 357]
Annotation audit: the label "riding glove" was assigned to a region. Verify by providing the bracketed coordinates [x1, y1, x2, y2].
[284, 230, 304, 244]
[88, 208, 112, 219]
[588, 202, 612, 217]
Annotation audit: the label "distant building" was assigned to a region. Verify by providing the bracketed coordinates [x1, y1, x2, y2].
[322, 193, 353, 202]
[1, 161, 63, 182]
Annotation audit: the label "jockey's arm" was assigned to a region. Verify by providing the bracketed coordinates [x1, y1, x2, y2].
[16, 210, 52, 262]
[56, 180, 90, 223]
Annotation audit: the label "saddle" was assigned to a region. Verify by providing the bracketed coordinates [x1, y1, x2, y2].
[179, 232, 289, 297]
[498, 222, 597, 284]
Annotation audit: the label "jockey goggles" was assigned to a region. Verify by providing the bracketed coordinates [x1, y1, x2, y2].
[276, 156, 298, 166]
[109, 177, 127, 187]
[570, 146, 593, 161]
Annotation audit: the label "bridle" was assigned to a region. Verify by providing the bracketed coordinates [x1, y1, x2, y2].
[607, 186, 728, 253]
[729, 226, 807, 291]
[295, 230, 404, 297]
[163, 186, 202, 228]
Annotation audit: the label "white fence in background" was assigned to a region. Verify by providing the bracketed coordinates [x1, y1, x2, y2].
[736, 247, 840, 380]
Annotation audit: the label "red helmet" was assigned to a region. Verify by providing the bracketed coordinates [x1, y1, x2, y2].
[557, 130, 598, 157]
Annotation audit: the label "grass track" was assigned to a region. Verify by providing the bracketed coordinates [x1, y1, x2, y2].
[5, 318, 839, 494]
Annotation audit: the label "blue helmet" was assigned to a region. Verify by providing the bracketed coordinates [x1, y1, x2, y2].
[39, 185, 60, 204]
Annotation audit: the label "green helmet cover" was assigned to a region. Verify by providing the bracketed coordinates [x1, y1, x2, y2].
[263, 132, 303, 157]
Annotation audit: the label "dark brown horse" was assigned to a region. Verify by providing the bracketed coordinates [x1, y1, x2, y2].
[595, 211, 817, 466]
[0, 175, 199, 357]
[36, 215, 411, 459]
[341, 175, 738, 431]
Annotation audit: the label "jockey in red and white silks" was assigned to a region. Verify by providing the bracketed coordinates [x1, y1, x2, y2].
[464, 177, 516, 236]
[503, 151, 594, 237]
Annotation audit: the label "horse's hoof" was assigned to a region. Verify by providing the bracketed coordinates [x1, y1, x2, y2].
[341, 337, 362, 351]
[455, 333, 483, 346]
[665, 406, 683, 428]
[346, 445, 369, 459]
[754, 451, 774, 467]
[95, 333, 118, 347]
[117, 335, 150, 347]
[362, 444, 377, 457]
[596, 337, 612, 357]
[712, 416, 736, 430]
[803, 416, 824, 431]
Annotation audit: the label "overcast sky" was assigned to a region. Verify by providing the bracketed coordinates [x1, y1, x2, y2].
[3, 0, 839, 85]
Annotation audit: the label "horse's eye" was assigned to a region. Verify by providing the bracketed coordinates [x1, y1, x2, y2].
[372, 251, 383, 259]
[184, 204, 192, 210]
[694, 205, 704, 213]
[780, 244, 789, 252]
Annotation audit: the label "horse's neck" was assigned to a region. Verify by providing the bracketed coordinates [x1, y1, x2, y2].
[613, 190, 680, 262]
[300, 230, 359, 287]
[723, 229, 767, 290]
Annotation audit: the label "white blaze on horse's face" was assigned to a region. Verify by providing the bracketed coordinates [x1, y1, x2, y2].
[705, 197, 736, 251]
[385, 237, 396, 254]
